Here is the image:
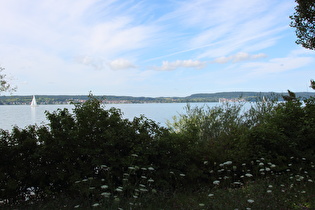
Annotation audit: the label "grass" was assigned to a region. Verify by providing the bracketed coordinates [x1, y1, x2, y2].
[2, 156, 314, 209]
[5, 177, 314, 209]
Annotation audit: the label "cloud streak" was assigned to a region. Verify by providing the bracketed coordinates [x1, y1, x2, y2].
[154, 60, 207, 71]
[213, 52, 267, 64]
[108, 59, 136, 70]
[157, 0, 294, 59]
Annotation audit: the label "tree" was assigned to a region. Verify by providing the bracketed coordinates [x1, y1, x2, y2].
[290, 0, 315, 50]
[0, 66, 16, 94]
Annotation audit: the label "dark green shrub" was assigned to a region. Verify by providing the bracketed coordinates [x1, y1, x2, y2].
[0, 95, 168, 205]
[247, 95, 315, 168]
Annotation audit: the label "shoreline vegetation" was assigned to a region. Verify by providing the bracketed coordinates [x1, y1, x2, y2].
[0, 91, 314, 105]
[0, 92, 314, 209]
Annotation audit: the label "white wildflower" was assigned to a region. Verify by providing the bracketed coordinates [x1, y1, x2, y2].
[92, 203, 100, 207]
[116, 187, 123, 192]
[224, 161, 232, 165]
[245, 173, 253, 177]
[233, 181, 243, 185]
[213, 180, 220, 185]
[101, 192, 111, 197]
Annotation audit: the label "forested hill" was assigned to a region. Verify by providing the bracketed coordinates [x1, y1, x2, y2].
[187, 92, 314, 100]
[0, 91, 314, 105]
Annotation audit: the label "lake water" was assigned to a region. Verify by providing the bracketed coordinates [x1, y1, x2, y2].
[0, 102, 222, 131]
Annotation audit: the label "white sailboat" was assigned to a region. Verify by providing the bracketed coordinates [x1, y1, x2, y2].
[31, 95, 38, 107]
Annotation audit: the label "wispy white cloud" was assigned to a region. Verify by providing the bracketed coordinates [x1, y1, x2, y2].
[185, 50, 315, 93]
[213, 52, 267, 64]
[0, 0, 157, 64]
[242, 56, 315, 76]
[154, 60, 207, 71]
[156, 0, 294, 59]
[108, 58, 136, 70]
[75, 55, 104, 70]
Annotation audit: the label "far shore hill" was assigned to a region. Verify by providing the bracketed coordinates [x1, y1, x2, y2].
[0, 91, 314, 105]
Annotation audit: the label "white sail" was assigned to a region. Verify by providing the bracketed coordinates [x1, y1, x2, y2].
[31, 95, 38, 107]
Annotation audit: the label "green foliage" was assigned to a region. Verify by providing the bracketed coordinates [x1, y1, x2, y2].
[248, 92, 315, 165]
[167, 93, 315, 172]
[290, 0, 315, 50]
[0, 91, 315, 208]
[0, 94, 166, 205]
[167, 100, 274, 163]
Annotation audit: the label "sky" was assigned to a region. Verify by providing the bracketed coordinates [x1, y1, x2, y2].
[0, 0, 315, 97]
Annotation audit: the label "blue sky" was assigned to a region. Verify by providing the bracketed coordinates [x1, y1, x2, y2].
[0, 0, 314, 97]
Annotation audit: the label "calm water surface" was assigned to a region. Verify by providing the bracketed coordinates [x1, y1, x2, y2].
[0, 103, 221, 131]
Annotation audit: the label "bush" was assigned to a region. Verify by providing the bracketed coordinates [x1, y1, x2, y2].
[1, 92, 315, 208]
[0, 95, 167, 205]
[247, 96, 315, 166]
[167, 94, 315, 176]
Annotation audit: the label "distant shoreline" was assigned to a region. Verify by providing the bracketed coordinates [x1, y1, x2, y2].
[0, 91, 314, 105]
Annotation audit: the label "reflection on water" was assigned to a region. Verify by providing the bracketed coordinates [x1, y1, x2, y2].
[31, 107, 36, 125]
